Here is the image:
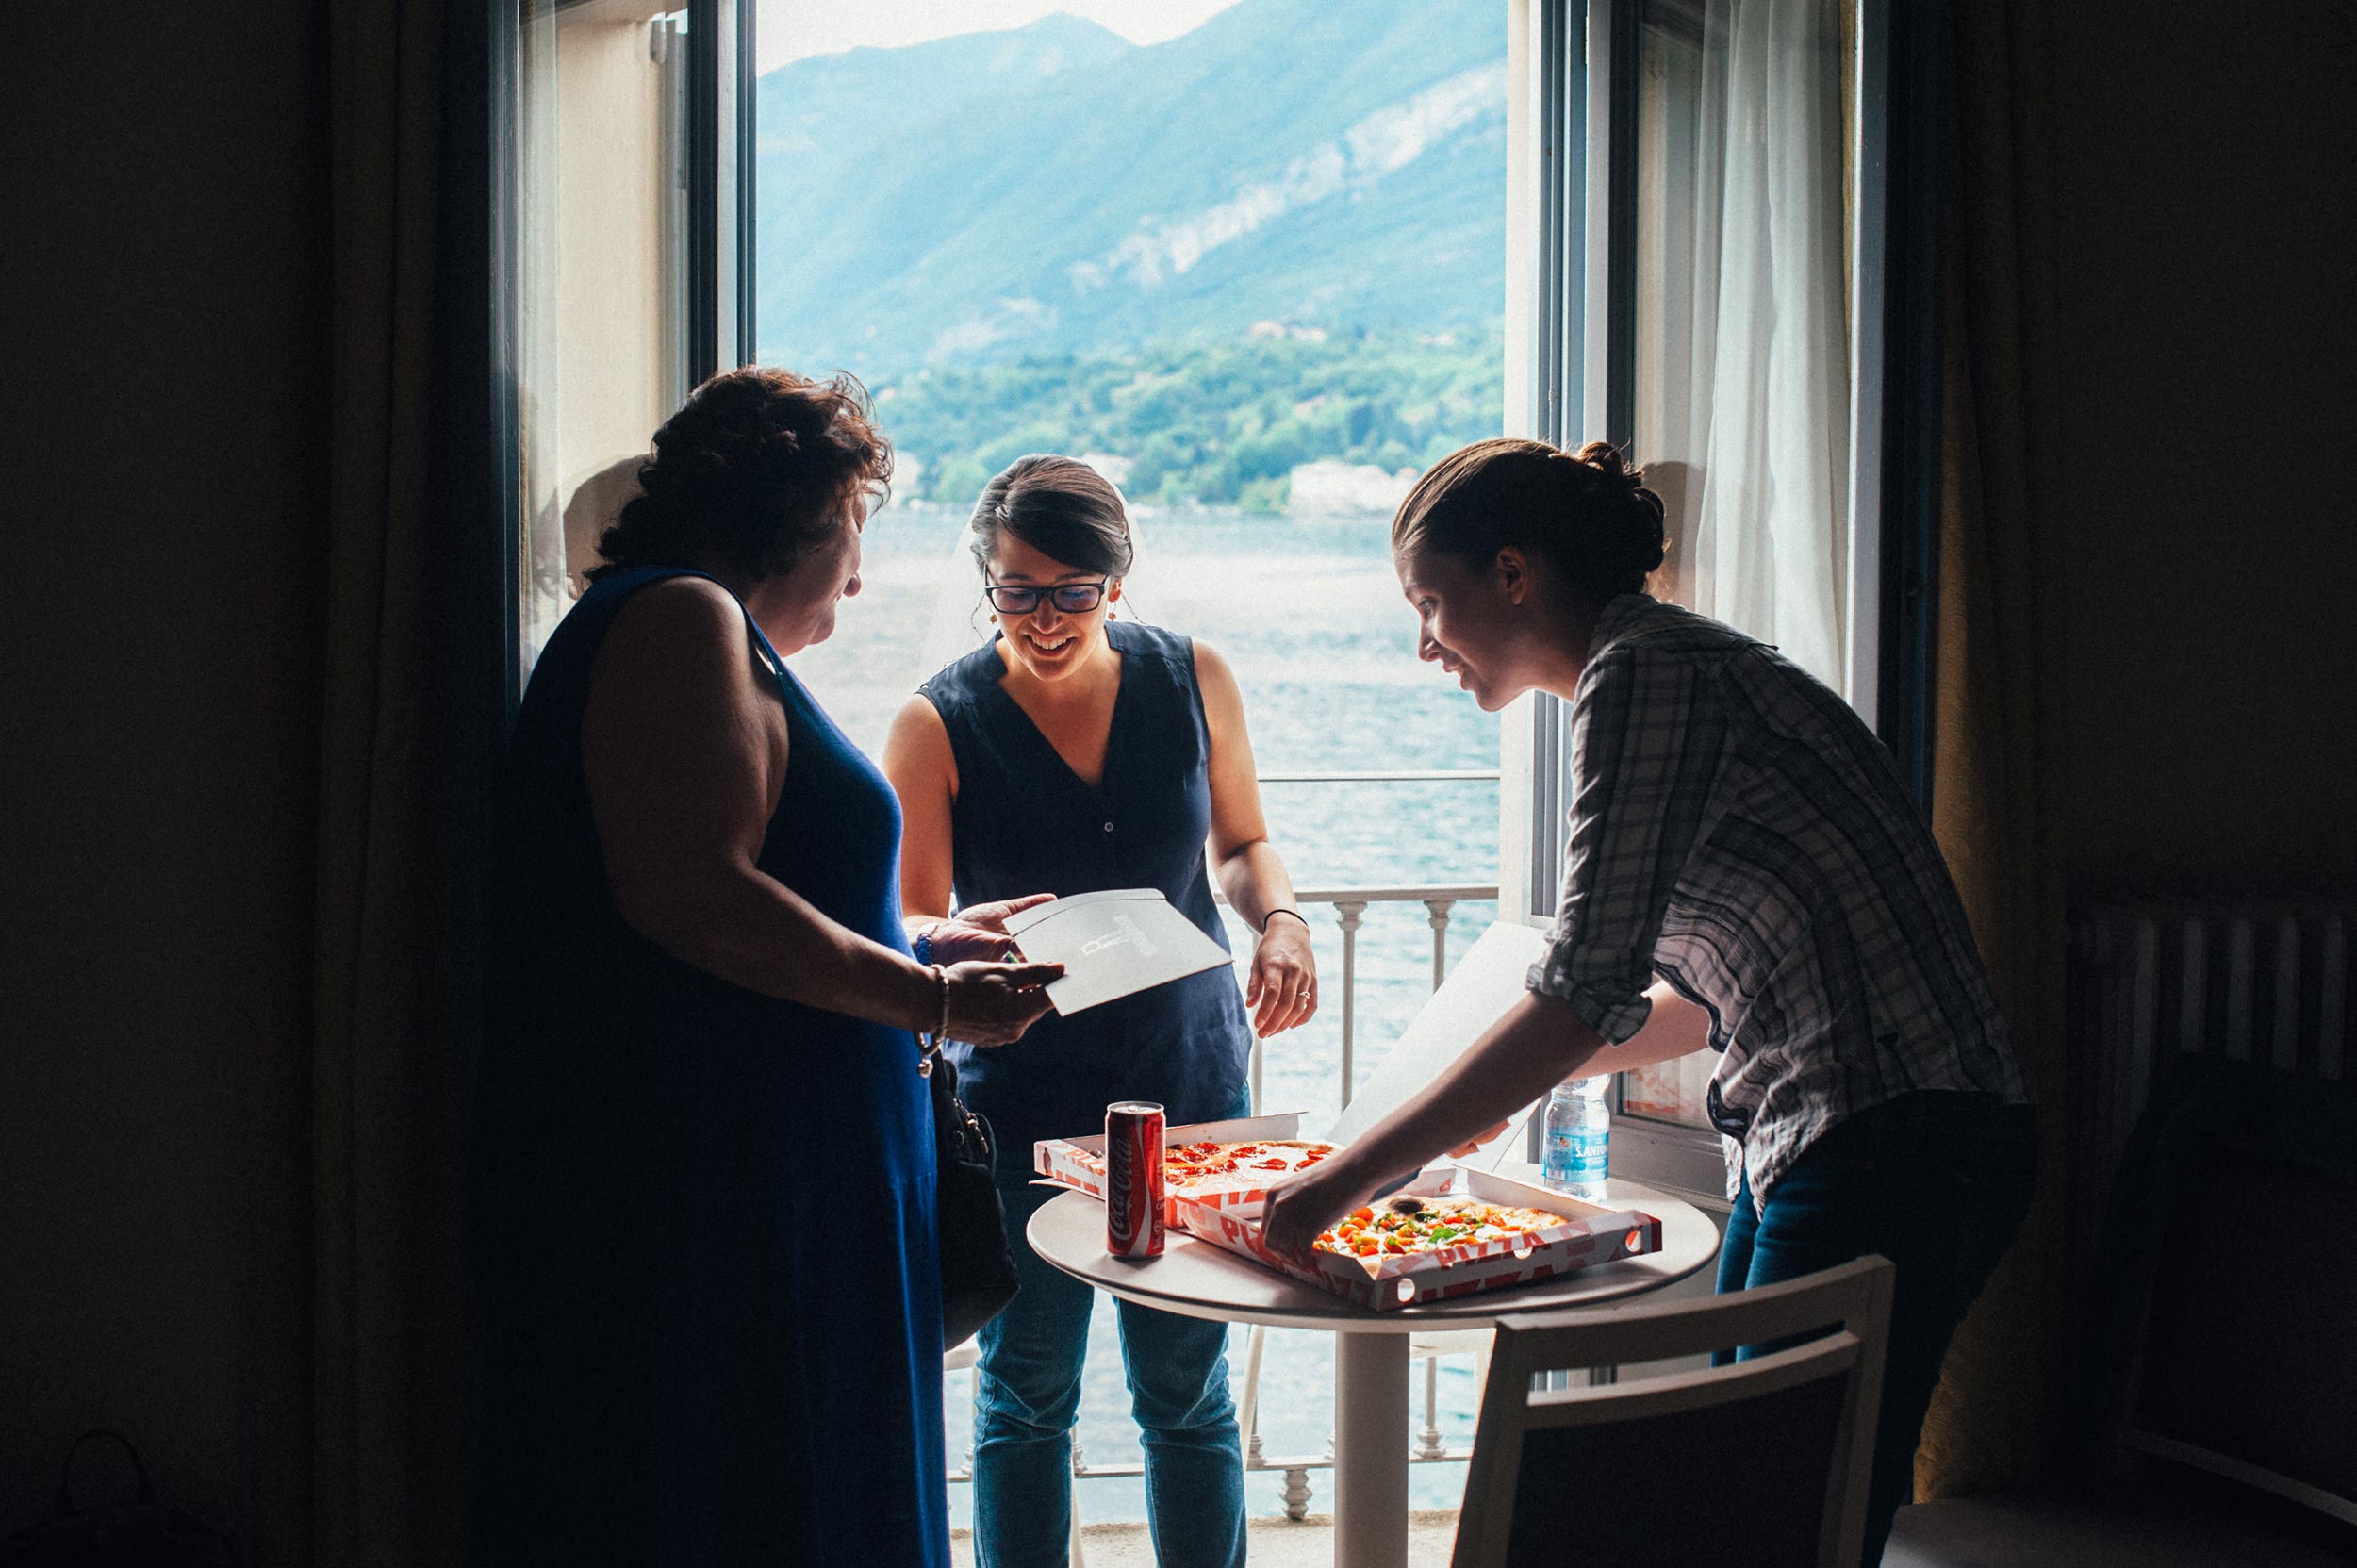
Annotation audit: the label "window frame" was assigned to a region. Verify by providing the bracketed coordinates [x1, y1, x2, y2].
[491, 0, 757, 701]
[685, 0, 755, 383]
[1502, 0, 1946, 1189]
[478, 0, 1936, 1189]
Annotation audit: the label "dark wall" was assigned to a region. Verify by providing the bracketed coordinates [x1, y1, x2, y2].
[0, 0, 326, 1532]
[2052, 0, 2357, 896]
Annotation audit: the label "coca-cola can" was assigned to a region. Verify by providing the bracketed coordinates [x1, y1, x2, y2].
[1104, 1100, 1167, 1258]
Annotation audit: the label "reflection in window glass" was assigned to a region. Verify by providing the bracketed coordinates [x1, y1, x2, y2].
[516, 1, 694, 668]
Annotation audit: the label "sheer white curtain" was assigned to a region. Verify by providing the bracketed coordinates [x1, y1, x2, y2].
[1637, 0, 1851, 689]
[1625, 0, 1852, 1127]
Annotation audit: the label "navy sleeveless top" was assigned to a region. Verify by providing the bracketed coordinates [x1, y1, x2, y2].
[921, 619, 1253, 1164]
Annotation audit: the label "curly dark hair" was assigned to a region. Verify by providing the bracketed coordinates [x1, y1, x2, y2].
[1391, 437, 1666, 606]
[587, 366, 893, 584]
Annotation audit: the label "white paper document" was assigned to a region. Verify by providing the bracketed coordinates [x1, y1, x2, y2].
[1325, 920, 1553, 1166]
[1002, 888, 1235, 1015]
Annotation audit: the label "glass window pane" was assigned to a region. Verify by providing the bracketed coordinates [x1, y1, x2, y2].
[1634, 0, 1854, 694]
[755, 1, 1511, 1526]
[516, 1, 695, 670]
[1622, 0, 1857, 1127]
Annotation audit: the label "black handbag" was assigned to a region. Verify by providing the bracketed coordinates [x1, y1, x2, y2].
[0, 1430, 239, 1568]
[925, 1039, 1021, 1348]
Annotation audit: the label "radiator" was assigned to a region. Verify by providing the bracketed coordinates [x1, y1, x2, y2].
[2065, 898, 2351, 1254]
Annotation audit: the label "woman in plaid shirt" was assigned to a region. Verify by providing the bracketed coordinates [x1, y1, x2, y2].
[1262, 437, 2036, 1565]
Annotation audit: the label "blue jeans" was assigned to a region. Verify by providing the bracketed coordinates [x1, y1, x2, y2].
[1716, 1092, 2036, 1567]
[973, 1174, 1247, 1568]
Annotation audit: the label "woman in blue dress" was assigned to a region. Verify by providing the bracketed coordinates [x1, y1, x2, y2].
[882, 454, 1321, 1568]
[470, 368, 1062, 1567]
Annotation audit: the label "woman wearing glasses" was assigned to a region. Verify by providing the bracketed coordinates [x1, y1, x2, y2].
[882, 454, 1316, 1568]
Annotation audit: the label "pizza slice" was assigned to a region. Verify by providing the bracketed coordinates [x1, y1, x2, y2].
[1164, 1139, 1335, 1196]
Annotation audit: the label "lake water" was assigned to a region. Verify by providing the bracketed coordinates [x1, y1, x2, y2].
[788, 501, 1504, 1525]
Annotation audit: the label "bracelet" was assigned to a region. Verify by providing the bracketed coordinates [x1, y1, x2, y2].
[914, 922, 939, 966]
[929, 963, 951, 1042]
[1262, 907, 1310, 933]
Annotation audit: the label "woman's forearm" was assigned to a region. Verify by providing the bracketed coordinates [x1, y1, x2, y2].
[1578, 981, 1716, 1076]
[1214, 838, 1299, 931]
[1343, 990, 1607, 1190]
[626, 859, 937, 1032]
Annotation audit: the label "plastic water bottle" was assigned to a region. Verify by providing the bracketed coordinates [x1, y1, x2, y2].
[1541, 1076, 1611, 1199]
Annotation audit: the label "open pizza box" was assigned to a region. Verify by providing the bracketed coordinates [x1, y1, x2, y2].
[1032, 1112, 1324, 1227]
[1174, 1164, 1663, 1312]
[1324, 920, 1558, 1164]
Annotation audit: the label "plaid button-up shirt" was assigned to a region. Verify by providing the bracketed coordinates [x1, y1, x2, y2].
[1527, 595, 2029, 1209]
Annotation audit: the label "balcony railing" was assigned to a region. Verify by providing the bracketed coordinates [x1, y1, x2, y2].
[1244, 764, 1501, 1129]
[1244, 882, 1498, 1114]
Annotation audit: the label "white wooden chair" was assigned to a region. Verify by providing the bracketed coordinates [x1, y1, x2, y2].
[1451, 1255, 1895, 1568]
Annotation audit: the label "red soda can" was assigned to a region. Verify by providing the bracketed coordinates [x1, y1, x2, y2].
[1104, 1100, 1167, 1258]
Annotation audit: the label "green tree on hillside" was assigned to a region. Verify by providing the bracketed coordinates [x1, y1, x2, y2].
[873, 327, 1504, 509]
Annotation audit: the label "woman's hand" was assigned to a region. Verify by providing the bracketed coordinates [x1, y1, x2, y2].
[943, 959, 1063, 1047]
[924, 893, 1056, 964]
[1258, 1151, 1378, 1261]
[1451, 1121, 1512, 1157]
[1245, 913, 1318, 1038]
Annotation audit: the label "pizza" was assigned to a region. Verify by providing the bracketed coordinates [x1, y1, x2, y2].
[1162, 1139, 1335, 1195]
[1314, 1192, 1567, 1261]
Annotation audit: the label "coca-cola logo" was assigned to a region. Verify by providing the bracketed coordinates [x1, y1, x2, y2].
[1108, 1140, 1131, 1228]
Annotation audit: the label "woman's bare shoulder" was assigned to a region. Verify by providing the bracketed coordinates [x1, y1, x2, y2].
[1188, 635, 1236, 685]
[882, 692, 958, 797]
[1189, 636, 1248, 713]
[602, 572, 741, 643]
[587, 574, 764, 720]
[888, 689, 949, 736]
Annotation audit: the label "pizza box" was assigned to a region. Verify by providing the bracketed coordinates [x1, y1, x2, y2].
[1032, 1112, 1327, 1227]
[1172, 1164, 1663, 1312]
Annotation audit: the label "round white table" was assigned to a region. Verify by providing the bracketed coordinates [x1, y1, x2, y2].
[1027, 1164, 1720, 1568]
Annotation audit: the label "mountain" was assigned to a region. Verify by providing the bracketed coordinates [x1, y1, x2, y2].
[752, 0, 1507, 375]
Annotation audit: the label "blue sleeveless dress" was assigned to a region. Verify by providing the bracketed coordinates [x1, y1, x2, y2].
[920, 619, 1254, 1162]
[471, 568, 948, 1567]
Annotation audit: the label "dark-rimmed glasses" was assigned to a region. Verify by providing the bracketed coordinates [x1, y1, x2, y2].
[984, 579, 1110, 616]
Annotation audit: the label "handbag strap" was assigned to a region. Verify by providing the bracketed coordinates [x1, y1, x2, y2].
[57, 1428, 157, 1515]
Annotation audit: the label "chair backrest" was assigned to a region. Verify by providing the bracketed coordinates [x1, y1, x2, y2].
[2094, 1057, 2357, 1526]
[1451, 1256, 1894, 1568]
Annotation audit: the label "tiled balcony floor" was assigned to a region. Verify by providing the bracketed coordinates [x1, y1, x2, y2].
[950, 1509, 1463, 1566]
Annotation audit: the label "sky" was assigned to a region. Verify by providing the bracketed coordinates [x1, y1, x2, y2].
[758, 0, 1245, 74]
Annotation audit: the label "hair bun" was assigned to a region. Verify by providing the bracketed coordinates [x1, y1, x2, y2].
[1394, 437, 1664, 604]
[1569, 440, 1627, 478]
